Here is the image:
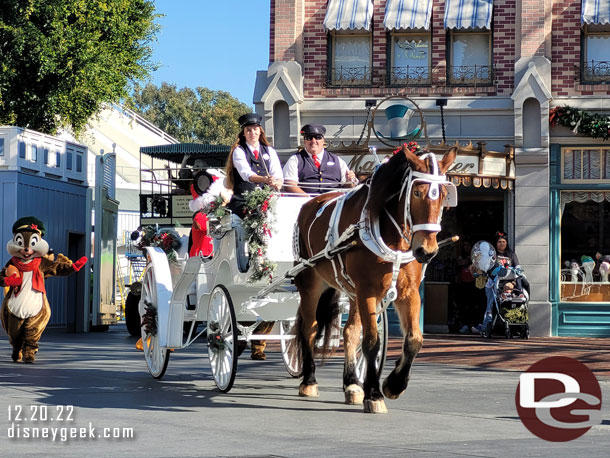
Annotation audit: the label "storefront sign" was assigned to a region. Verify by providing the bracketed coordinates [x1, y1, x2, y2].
[345, 153, 509, 178]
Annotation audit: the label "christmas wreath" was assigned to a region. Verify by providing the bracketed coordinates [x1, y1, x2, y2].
[550, 105, 610, 140]
[241, 186, 278, 282]
[137, 226, 182, 262]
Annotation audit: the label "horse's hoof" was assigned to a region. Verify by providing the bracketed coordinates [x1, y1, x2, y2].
[298, 384, 319, 398]
[344, 384, 364, 405]
[382, 378, 404, 400]
[363, 399, 388, 414]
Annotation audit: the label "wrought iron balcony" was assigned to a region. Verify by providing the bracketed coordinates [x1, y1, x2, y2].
[327, 66, 372, 87]
[388, 66, 431, 86]
[580, 60, 610, 83]
[448, 65, 494, 87]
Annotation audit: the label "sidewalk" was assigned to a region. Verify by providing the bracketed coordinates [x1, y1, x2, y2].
[396, 334, 610, 379]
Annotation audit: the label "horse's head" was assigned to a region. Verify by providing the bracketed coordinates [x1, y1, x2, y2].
[403, 147, 457, 263]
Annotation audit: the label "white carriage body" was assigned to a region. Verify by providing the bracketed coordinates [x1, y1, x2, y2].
[149, 195, 311, 349]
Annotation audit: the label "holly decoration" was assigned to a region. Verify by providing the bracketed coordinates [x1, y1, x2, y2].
[136, 226, 182, 262]
[393, 141, 421, 155]
[208, 194, 229, 219]
[242, 186, 278, 283]
[141, 301, 158, 336]
[550, 105, 610, 140]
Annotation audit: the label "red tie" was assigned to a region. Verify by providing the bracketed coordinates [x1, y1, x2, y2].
[253, 149, 259, 160]
[313, 155, 321, 169]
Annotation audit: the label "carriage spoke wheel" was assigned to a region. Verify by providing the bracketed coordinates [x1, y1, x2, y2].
[139, 265, 170, 379]
[355, 309, 388, 383]
[280, 319, 302, 377]
[207, 285, 238, 392]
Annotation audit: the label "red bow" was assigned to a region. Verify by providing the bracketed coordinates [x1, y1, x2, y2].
[253, 150, 259, 160]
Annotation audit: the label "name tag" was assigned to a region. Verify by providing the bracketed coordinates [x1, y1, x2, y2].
[327, 161, 335, 166]
[262, 153, 270, 160]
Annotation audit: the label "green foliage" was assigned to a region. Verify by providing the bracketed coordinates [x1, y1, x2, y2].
[0, 0, 159, 134]
[550, 105, 610, 140]
[129, 82, 251, 145]
[242, 187, 278, 283]
[502, 307, 528, 324]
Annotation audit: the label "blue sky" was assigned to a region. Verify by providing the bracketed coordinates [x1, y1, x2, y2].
[150, 0, 270, 108]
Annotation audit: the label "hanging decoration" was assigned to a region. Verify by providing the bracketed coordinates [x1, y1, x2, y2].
[550, 105, 610, 140]
[241, 186, 278, 283]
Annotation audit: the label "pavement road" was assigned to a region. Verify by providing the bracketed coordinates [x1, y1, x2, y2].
[1, 326, 609, 457]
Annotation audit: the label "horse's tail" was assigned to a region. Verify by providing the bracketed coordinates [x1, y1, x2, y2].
[292, 287, 342, 366]
[314, 288, 342, 362]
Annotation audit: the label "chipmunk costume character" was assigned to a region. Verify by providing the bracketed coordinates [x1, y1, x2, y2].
[0, 217, 87, 363]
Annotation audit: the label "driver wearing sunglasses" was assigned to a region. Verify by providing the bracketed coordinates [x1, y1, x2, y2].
[282, 123, 357, 194]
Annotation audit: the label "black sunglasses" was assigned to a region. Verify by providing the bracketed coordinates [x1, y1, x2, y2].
[304, 134, 324, 141]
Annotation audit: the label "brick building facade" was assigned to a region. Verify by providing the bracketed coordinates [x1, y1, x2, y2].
[254, 0, 610, 337]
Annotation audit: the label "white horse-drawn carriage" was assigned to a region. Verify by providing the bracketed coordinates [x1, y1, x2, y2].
[135, 156, 387, 393]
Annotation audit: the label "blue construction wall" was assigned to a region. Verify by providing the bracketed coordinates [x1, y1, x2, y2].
[0, 171, 89, 328]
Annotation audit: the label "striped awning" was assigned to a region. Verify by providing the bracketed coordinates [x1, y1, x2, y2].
[444, 0, 493, 29]
[384, 0, 433, 30]
[582, 0, 610, 24]
[323, 0, 374, 31]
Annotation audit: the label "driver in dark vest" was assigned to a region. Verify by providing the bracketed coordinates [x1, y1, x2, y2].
[282, 124, 357, 194]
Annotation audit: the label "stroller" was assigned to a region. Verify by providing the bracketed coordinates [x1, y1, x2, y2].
[487, 267, 530, 339]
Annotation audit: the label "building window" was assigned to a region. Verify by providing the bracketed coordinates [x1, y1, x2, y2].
[55, 151, 61, 168]
[562, 147, 610, 182]
[43, 148, 49, 165]
[31, 145, 38, 162]
[448, 30, 492, 86]
[76, 153, 83, 173]
[328, 32, 372, 86]
[0, 138, 4, 156]
[66, 151, 73, 170]
[581, 25, 610, 83]
[19, 141, 26, 159]
[388, 32, 431, 86]
[560, 194, 610, 302]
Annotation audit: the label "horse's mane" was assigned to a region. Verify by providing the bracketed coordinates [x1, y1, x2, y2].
[364, 152, 412, 220]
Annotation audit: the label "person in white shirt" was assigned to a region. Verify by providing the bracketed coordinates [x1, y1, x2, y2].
[225, 113, 283, 215]
[282, 123, 357, 194]
[224, 113, 281, 359]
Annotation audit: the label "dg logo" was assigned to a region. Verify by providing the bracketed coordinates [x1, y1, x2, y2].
[515, 356, 603, 441]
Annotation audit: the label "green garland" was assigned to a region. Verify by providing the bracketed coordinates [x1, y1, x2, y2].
[242, 186, 278, 283]
[550, 105, 610, 140]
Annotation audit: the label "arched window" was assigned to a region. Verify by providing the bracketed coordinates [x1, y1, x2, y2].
[273, 101, 290, 149]
[522, 98, 541, 148]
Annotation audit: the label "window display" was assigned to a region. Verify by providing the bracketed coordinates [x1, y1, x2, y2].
[560, 193, 610, 302]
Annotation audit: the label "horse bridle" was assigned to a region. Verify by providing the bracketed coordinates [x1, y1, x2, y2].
[395, 152, 457, 240]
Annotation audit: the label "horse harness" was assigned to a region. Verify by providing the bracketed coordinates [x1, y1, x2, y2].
[298, 153, 457, 310]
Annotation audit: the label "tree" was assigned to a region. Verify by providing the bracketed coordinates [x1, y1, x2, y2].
[0, 0, 159, 134]
[130, 82, 251, 145]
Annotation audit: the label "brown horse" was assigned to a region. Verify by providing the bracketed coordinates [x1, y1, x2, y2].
[293, 145, 457, 413]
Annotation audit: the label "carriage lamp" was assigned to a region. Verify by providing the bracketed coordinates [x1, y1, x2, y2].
[365, 99, 377, 107]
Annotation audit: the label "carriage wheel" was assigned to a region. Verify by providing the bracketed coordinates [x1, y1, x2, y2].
[355, 309, 388, 383]
[207, 285, 238, 392]
[280, 319, 302, 377]
[125, 286, 141, 337]
[139, 265, 170, 379]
